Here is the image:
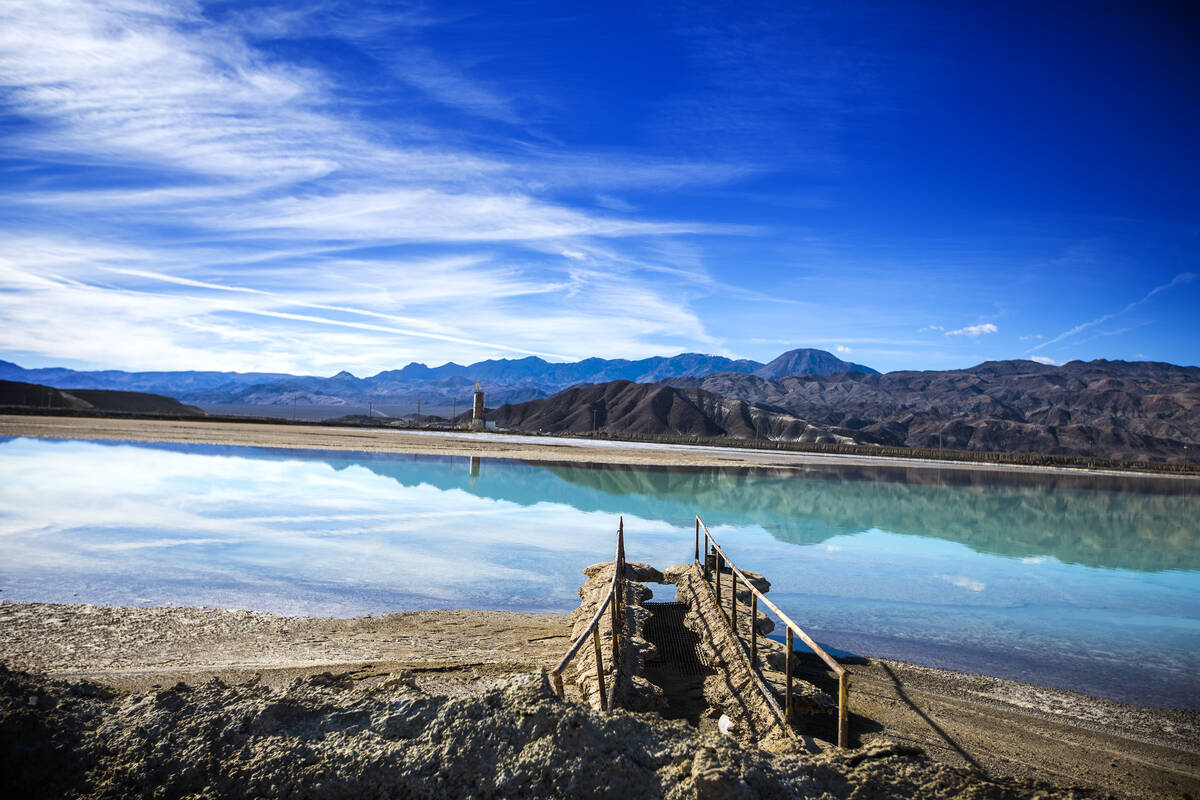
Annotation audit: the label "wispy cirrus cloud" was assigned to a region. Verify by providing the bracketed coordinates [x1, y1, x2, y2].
[0, 234, 726, 372]
[0, 0, 758, 372]
[387, 46, 524, 126]
[0, 0, 349, 181]
[945, 323, 997, 337]
[1032, 273, 1195, 353]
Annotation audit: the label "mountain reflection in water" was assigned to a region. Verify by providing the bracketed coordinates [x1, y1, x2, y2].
[333, 454, 1197, 573]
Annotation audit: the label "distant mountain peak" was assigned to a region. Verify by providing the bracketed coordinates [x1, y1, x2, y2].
[752, 348, 879, 379]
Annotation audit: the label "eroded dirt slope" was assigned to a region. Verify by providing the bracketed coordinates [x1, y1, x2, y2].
[1, 666, 1103, 800]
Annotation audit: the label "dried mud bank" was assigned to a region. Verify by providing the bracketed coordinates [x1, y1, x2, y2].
[1, 665, 1101, 800]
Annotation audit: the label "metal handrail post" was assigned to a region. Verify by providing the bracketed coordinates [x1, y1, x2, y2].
[750, 594, 758, 665]
[703, 536, 711, 581]
[715, 552, 722, 607]
[608, 516, 624, 711]
[838, 672, 850, 748]
[609, 584, 619, 676]
[731, 572, 738, 634]
[592, 626, 607, 710]
[785, 627, 794, 719]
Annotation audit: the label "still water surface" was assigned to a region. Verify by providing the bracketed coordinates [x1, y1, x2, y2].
[1, 437, 1197, 709]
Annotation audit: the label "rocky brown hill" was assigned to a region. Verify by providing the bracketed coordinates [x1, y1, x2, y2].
[0, 380, 205, 416]
[485, 380, 884, 445]
[661, 359, 1199, 462]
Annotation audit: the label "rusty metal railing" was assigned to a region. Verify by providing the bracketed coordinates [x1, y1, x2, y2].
[550, 517, 626, 711]
[695, 515, 850, 748]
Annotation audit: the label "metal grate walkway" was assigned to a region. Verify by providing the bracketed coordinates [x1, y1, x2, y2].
[643, 601, 713, 675]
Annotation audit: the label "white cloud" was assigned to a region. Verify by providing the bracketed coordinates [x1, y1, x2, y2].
[945, 323, 998, 337]
[918, 324, 944, 333]
[222, 188, 732, 243]
[834, 345, 851, 353]
[1030, 356, 1057, 365]
[0, 0, 350, 181]
[0, 235, 722, 372]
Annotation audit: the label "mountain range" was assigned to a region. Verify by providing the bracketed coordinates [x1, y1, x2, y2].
[0, 349, 876, 409]
[2, 349, 1195, 463]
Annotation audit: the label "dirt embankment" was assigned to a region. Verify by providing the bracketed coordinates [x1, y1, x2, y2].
[3, 664, 1110, 800]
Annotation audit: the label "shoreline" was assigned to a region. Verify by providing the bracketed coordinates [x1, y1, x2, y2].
[3, 414, 1198, 480]
[2, 600, 1197, 798]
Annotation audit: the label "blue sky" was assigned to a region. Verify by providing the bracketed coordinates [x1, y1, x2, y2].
[1, 0, 1196, 375]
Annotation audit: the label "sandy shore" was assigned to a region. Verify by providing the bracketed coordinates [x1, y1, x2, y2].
[2, 601, 1196, 798]
[3, 414, 1197, 479]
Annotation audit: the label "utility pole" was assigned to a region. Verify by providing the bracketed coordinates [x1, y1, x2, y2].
[417, 398, 421, 425]
[452, 397, 456, 422]
[368, 401, 372, 417]
[592, 408, 597, 433]
[292, 395, 297, 421]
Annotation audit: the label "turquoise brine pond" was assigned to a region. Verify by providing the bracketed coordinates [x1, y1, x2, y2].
[1, 436, 1197, 710]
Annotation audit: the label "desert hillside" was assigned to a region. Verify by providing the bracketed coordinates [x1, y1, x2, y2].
[484, 380, 884, 445]
[661, 359, 1198, 462]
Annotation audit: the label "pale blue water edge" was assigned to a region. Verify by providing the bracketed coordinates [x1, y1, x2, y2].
[1, 436, 1197, 710]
